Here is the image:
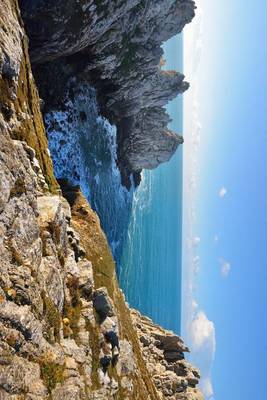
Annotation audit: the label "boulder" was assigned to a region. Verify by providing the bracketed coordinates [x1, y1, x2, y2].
[93, 288, 114, 318]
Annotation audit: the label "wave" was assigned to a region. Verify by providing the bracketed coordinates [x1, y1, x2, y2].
[45, 81, 133, 263]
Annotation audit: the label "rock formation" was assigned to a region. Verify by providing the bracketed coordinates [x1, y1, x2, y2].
[20, 0, 196, 186]
[131, 310, 204, 400]
[0, 0, 203, 399]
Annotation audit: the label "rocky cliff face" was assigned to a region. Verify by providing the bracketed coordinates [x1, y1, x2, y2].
[131, 311, 203, 400]
[0, 0, 203, 399]
[20, 0, 195, 185]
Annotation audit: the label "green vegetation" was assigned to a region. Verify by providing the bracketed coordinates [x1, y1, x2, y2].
[65, 187, 161, 399]
[63, 275, 82, 341]
[40, 361, 65, 393]
[42, 292, 61, 343]
[11, 37, 59, 193]
[86, 318, 101, 390]
[10, 177, 26, 197]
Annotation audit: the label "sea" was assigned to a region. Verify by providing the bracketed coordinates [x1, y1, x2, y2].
[119, 34, 184, 334]
[46, 34, 183, 335]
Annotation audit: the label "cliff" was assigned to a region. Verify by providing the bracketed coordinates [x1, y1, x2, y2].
[0, 0, 203, 399]
[20, 0, 195, 186]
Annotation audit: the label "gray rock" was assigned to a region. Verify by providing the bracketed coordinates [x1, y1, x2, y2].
[39, 255, 65, 312]
[117, 340, 136, 376]
[21, 0, 196, 181]
[93, 288, 114, 318]
[0, 356, 47, 398]
[0, 3, 203, 398]
[131, 309, 203, 399]
[78, 260, 94, 298]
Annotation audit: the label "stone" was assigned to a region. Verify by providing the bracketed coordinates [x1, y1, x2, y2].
[131, 309, 202, 399]
[21, 0, 196, 183]
[100, 354, 112, 373]
[100, 316, 119, 350]
[93, 288, 114, 318]
[78, 260, 94, 298]
[37, 195, 62, 228]
[0, 356, 47, 398]
[39, 255, 65, 312]
[0, 2, 203, 398]
[117, 340, 136, 376]
[155, 333, 189, 353]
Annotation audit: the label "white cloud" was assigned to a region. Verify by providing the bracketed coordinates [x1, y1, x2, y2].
[192, 255, 200, 276]
[193, 236, 201, 247]
[190, 311, 216, 353]
[183, 8, 216, 399]
[201, 377, 214, 399]
[192, 299, 199, 311]
[219, 258, 231, 278]
[219, 187, 227, 198]
[189, 311, 216, 400]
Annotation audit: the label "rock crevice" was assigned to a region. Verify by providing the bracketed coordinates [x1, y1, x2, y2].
[20, 0, 196, 184]
[0, 1, 202, 399]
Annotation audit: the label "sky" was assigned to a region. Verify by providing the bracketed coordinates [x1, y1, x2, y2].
[182, 1, 267, 399]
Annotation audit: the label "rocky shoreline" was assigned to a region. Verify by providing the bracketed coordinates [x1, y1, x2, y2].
[0, 0, 203, 399]
[20, 0, 196, 186]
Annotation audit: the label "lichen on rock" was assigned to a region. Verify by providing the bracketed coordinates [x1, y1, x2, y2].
[0, 1, 203, 399]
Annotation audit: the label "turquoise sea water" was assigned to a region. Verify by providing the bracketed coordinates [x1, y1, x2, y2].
[46, 34, 184, 335]
[119, 35, 184, 334]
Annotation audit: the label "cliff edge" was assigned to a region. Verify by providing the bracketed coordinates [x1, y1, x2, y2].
[0, 1, 203, 399]
[20, 0, 195, 186]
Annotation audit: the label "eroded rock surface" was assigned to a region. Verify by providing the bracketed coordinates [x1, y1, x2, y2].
[131, 310, 204, 400]
[0, 133, 154, 399]
[20, 0, 196, 184]
[0, 1, 202, 399]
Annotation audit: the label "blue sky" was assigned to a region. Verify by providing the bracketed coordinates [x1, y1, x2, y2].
[182, 0, 267, 399]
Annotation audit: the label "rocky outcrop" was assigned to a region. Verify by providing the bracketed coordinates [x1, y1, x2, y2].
[0, 0, 58, 192]
[131, 310, 204, 400]
[0, 131, 201, 398]
[0, 130, 157, 398]
[20, 0, 196, 185]
[0, 1, 202, 399]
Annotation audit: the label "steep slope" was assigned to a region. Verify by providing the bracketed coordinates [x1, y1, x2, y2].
[0, 1, 203, 399]
[0, 0, 58, 192]
[20, 0, 196, 186]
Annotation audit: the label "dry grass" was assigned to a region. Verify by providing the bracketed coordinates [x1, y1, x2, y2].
[61, 184, 161, 400]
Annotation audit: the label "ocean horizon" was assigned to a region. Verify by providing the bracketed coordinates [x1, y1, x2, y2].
[119, 34, 184, 334]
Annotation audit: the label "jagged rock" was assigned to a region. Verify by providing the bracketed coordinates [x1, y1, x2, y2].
[0, 301, 43, 345]
[117, 340, 136, 376]
[37, 195, 69, 255]
[131, 309, 203, 399]
[65, 250, 80, 276]
[93, 288, 115, 318]
[155, 334, 189, 353]
[0, 356, 48, 398]
[120, 107, 184, 171]
[21, 0, 196, 183]
[0, 0, 23, 81]
[39, 255, 65, 312]
[78, 260, 94, 298]
[100, 316, 119, 349]
[0, 2, 203, 399]
[61, 339, 87, 364]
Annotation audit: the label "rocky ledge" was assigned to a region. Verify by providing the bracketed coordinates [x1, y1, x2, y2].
[20, 0, 196, 185]
[0, 0, 202, 399]
[0, 137, 203, 399]
[131, 310, 204, 400]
